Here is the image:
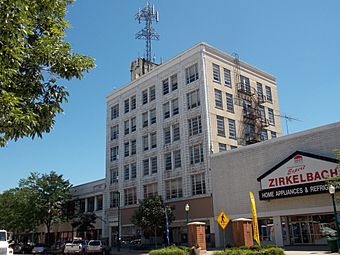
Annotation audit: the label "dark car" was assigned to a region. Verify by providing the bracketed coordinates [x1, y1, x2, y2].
[31, 243, 49, 254]
[13, 243, 33, 254]
[50, 241, 66, 254]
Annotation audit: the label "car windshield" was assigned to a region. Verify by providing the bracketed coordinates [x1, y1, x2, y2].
[89, 241, 101, 246]
[0, 232, 6, 241]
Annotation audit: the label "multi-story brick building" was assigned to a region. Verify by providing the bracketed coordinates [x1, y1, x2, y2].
[104, 42, 282, 246]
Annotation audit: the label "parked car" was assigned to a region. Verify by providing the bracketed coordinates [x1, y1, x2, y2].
[64, 239, 88, 255]
[50, 241, 66, 254]
[13, 243, 33, 254]
[86, 240, 109, 255]
[31, 243, 49, 254]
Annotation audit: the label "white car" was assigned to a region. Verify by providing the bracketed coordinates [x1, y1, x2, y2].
[86, 240, 108, 255]
[0, 230, 14, 255]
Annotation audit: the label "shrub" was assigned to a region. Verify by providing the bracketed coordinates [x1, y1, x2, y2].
[149, 245, 190, 255]
[213, 247, 284, 255]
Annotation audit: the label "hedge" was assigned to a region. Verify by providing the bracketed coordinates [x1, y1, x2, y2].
[149, 245, 190, 255]
[213, 247, 285, 255]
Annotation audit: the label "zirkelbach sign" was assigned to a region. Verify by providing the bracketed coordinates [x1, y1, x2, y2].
[257, 151, 339, 200]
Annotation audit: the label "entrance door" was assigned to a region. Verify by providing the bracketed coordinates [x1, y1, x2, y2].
[290, 222, 311, 244]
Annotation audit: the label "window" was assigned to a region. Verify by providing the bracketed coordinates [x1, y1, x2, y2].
[150, 108, 156, 125]
[131, 95, 136, 110]
[111, 104, 119, 119]
[271, 131, 277, 138]
[124, 165, 130, 180]
[142, 112, 148, 127]
[268, 108, 275, 125]
[231, 145, 238, 150]
[224, 68, 232, 87]
[190, 143, 204, 165]
[185, 63, 199, 84]
[174, 150, 181, 168]
[191, 174, 206, 195]
[131, 139, 136, 155]
[259, 105, 266, 122]
[164, 152, 172, 171]
[124, 120, 129, 135]
[228, 119, 236, 139]
[150, 132, 157, 149]
[257, 82, 263, 100]
[171, 74, 178, 91]
[110, 167, 118, 184]
[131, 163, 137, 179]
[261, 130, 268, 141]
[111, 125, 119, 140]
[163, 102, 170, 119]
[150, 86, 156, 101]
[143, 135, 149, 151]
[110, 146, 119, 161]
[171, 98, 179, 116]
[124, 142, 129, 157]
[173, 124, 180, 142]
[216, 115, 225, 137]
[163, 78, 169, 95]
[188, 116, 202, 136]
[164, 127, 171, 145]
[124, 99, 129, 113]
[212, 63, 220, 82]
[143, 159, 149, 176]
[110, 192, 119, 208]
[165, 178, 183, 199]
[240, 75, 250, 93]
[226, 93, 234, 113]
[142, 90, 148, 104]
[131, 117, 136, 132]
[124, 187, 137, 206]
[266, 86, 273, 103]
[96, 195, 103, 211]
[79, 199, 85, 212]
[144, 183, 158, 199]
[219, 143, 227, 152]
[151, 156, 157, 174]
[215, 89, 223, 109]
[187, 89, 200, 110]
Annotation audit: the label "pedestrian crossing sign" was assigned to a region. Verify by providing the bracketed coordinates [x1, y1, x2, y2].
[217, 211, 230, 229]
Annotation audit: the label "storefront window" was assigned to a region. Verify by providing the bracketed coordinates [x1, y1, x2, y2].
[258, 218, 275, 244]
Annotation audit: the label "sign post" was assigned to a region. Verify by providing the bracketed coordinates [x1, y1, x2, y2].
[217, 211, 230, 250]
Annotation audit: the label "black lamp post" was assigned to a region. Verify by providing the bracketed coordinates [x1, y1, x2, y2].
[329, 184, 340, 249]
[114, 191, 121, 252]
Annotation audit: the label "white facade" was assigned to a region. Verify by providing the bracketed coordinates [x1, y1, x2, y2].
[104, 42, 282, 244]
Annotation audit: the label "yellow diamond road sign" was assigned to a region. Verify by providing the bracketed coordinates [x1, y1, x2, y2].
[217, 211, 230, 229]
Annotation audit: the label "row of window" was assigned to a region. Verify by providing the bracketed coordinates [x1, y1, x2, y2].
[110, 173, 206, 206]
[212, 63, 273, 104]
[216, 116, 237, 139]
[110, 63, 200, 121]
[78, 195, 103, 213]
[110, 144, 204, 178]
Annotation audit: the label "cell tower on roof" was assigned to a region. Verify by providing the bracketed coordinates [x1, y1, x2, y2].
[135, 2, 160, 62]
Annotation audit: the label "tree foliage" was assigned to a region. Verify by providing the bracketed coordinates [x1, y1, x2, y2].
[131, 196, 174, 238]
[71, 212, 97, 233]
[0, 171, 73, 242]
[326, 149, 340, 187]
[0, 0, 95, 146]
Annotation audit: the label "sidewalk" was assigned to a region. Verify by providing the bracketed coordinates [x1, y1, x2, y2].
[109, 246, 336, 255]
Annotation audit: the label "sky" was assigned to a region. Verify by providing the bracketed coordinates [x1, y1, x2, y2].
[1, 0, 340, 193]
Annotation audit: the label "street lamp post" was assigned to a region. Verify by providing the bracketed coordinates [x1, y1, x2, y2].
[329, 185, 340, 249]
[114, 191, 121, 252]
[185, 203, 190, 244]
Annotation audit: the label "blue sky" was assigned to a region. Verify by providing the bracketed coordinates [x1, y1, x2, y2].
[1, 0, 339, 192]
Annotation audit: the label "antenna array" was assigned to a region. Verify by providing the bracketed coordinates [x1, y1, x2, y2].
[135, 2, 160, 62]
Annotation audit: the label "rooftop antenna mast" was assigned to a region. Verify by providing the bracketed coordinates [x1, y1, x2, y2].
[135, 2, 160, 62]
[276, 114, 301, 134]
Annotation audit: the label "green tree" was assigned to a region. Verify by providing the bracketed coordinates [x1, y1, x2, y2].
[131, 196, 174, 245]
[326, 149, 340, 189]
[18, 171, 73, 244]
[71, 212, 97, 239]
[0, 0, 95, 146]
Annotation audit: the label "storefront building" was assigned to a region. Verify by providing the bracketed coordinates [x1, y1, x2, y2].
[211, 122, 340, 247]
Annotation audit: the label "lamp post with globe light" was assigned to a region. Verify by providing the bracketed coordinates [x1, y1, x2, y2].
[185, 204, 190, 244]
[329, 184, 340, 249]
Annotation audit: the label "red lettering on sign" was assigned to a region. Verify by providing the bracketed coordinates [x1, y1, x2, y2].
[299, 174, 306, 183]
[321, 170, 329, 179]
[330, 168, 338, 177]
[269, 179, 275, 187]
[307, 172, 313, 181]
[285, 175, 293, 185]
[279, 177, 285, 186]
[293, 175, 298, 183]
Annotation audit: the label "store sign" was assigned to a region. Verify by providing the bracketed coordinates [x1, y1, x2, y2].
[257, 151, 338, 200]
